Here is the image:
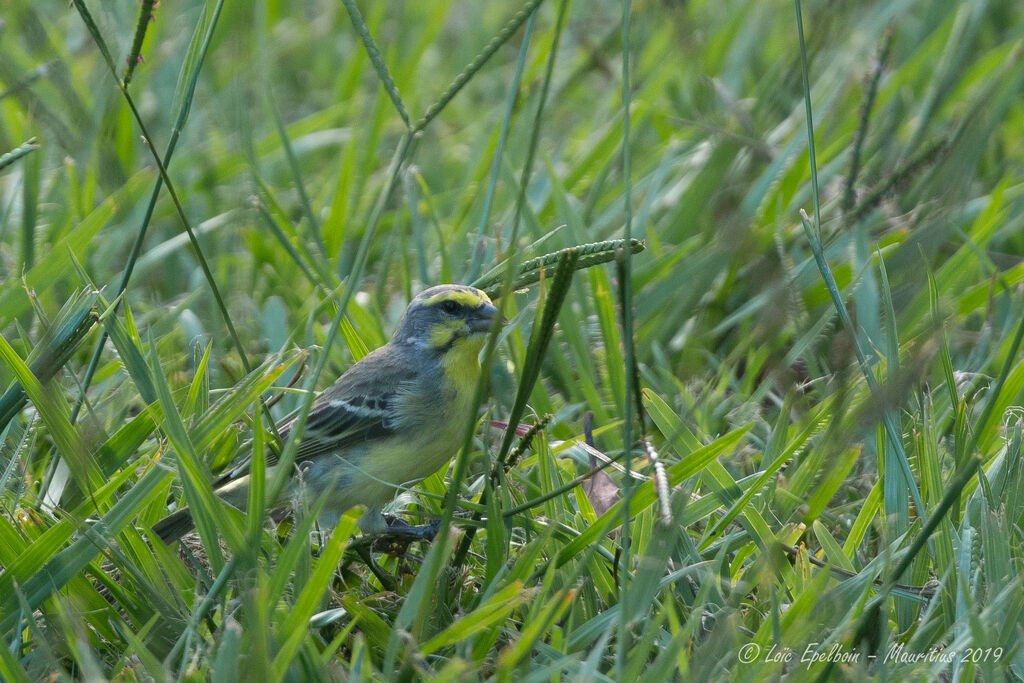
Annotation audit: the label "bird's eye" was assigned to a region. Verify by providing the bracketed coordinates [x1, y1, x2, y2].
[441, 300, 460, 314]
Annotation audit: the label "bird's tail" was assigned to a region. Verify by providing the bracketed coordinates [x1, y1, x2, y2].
[151, 507, 196, 544]
[152, 470, 250, 544]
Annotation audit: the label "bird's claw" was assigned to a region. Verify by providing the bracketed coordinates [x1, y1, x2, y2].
[371, 517, 440, 553]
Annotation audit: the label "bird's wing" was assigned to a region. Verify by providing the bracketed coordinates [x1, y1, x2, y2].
[280, 344, 417, 463]
[215, 345, 415, 488]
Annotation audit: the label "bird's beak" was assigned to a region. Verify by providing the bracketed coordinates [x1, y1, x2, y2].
[468, 302, 506, 334]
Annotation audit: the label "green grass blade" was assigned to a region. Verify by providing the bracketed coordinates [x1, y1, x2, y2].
[413, 0, 545, 133]
[121, 0, 157, 87]
[339, 0, 410, 129]
[0, 137, 39, 172]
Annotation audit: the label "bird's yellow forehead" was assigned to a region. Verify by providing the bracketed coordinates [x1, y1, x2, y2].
[423, 289, 490, 308]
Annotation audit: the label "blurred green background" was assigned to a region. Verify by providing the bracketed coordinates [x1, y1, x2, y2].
[1, 0, 1023, 679]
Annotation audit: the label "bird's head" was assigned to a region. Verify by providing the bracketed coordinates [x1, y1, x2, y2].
[392, 284, 504, 354]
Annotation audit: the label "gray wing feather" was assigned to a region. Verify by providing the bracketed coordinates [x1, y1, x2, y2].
[215, 344, 415, 489]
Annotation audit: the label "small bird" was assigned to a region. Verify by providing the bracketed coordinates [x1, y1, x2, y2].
[153, 284, 503, 543]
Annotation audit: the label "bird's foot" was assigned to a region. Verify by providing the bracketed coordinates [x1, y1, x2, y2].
[371, 516, 440, 553]
[384, 515, 440, 539]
